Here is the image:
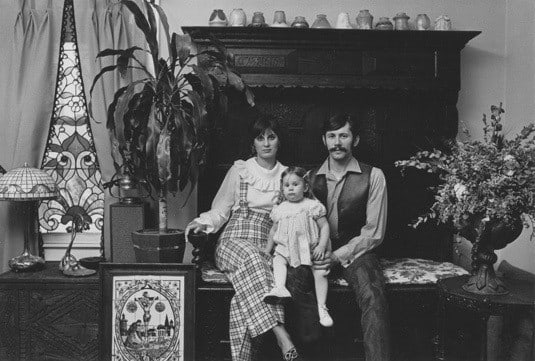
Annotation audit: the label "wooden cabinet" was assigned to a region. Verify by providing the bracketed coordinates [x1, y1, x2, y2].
[0, 264, 100, 361]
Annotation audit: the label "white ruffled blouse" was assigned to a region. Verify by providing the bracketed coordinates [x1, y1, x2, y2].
[195, 158, 287, 233]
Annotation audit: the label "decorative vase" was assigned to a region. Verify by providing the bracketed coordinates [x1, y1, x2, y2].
[209, 9, 228, 27]
[271, 10, 288, 27]
[356, 10, 373, 29]
[415, 14, 431, 30]
[311, 14, 331, 29]
[229, 8, 246, 27]
[291, 16, 309, 28]
[459, 217, 524, 295]
[336, 12, 352, 29]
[393, 12, 410, 30]
[375, 17, 393, 30]
[435, 15, 452, 30]
[249, 11, 267, 27]
[132, 229, 186, 263]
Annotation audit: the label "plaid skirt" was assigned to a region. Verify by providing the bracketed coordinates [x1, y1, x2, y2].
[215, 209, 284, 361]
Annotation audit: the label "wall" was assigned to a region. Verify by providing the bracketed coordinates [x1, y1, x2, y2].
[496, 0, 535, 274]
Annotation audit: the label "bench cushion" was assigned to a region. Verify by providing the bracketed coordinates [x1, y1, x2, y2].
[201, 258, 469, 285]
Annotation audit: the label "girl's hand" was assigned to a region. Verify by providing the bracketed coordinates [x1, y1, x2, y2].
[313, 244, 327, 261]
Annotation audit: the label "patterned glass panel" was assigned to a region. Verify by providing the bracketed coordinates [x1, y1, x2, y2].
[39, 0, 104, 235]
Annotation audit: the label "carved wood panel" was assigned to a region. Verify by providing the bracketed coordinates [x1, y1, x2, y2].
[24, 289, 100, 361]
[0, 290, 19, 361]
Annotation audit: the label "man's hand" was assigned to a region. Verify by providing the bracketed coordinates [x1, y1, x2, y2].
[185, 220, 207, 243]
[312, 250, 339, 270]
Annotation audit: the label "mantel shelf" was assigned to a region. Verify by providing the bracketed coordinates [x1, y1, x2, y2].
[182, 26, 481, 49]
[183, 26, 480, 90]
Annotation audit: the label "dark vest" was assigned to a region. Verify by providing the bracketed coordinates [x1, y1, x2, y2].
[309, 162, 372, 251]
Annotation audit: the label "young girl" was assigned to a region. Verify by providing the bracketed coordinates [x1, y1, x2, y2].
[263, 166, 333, 327]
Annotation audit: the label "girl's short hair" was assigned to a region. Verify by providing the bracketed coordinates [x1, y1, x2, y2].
[280, 166, 314, 199]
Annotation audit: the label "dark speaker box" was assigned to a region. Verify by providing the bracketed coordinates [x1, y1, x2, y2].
[110, 202, 146, 262]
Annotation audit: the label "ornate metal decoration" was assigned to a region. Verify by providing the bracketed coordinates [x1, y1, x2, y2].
[39, 0, 104, 235]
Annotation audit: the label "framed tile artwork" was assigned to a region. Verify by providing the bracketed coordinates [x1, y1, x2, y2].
[100, 263, 195, 361]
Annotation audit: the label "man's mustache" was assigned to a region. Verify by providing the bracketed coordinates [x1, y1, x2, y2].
[329, 146, 347, 153]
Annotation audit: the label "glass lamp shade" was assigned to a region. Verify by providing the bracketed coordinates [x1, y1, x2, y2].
[0, 163, 58, 201]
[0, 163, 58, 272]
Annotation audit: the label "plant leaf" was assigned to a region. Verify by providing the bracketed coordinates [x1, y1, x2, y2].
[175, 33, 192, 67]
[150, 1, 172, 60]
[106, 85, 128, 130]
[89, 65, 119, 96]
[121, 0, 158, 68]
[227, 71, 244, 91]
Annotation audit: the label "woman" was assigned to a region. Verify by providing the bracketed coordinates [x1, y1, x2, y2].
[186, 115, 302, 361]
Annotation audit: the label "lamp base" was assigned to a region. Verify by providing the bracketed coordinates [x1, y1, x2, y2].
[8, 251, 45, 272]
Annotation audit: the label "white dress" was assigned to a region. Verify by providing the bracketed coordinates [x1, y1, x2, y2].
[270, 198, 326, 268]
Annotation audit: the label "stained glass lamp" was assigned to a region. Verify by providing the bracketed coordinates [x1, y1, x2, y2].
[0, 163, 58, 271]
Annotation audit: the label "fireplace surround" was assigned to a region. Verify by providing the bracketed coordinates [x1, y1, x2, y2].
[184, 27, 480, 262]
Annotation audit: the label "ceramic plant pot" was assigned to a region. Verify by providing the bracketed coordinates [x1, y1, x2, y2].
[132, 229, 186, 263]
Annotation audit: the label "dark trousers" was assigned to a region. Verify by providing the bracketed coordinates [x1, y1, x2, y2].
[286, 252, 391, 361]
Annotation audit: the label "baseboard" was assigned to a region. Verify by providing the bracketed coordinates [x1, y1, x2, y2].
[41, 232, 101, 261]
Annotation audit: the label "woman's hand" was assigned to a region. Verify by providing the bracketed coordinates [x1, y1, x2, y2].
[185, 220, 207, 243]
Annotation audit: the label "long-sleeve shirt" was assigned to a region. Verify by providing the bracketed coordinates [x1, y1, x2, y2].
[316, 157, 388, 267]
[194, 158, 287, 233]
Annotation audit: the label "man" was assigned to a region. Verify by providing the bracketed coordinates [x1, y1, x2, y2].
[308, 112, 390, 361]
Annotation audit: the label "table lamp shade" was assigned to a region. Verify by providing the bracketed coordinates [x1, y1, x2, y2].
[0, 163, 58, 201]
[0, 163, 58, 272]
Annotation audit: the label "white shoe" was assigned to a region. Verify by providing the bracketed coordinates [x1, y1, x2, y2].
[318, 304, 333, 327]
[263, 286, 292, 304]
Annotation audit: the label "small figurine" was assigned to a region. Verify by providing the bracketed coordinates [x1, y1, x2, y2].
[393, 12, 410, 30]
[375, 17, 393, 30]
[209, 9, 227, 27]
[356, 10, 373, 29]
[249, 11, 268, 27]
[311, 14, 331, 29]
[415, 14, 431, 30]
[229, 9, 246, 27]
[336, 12, 352, 29]
[272, 11, 289, 27]
[291, 16, 309, 28]
[435, 15, 452, 30]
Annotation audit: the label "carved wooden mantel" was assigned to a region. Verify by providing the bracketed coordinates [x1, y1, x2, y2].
[183, 26, 480, 262]
[183, 27, 480, 90]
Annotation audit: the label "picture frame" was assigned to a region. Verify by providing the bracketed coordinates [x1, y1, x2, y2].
[100, 263, 195, 361]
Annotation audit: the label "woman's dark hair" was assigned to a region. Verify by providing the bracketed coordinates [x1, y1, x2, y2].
[248, 114, 282, 142]
[280, 166, 314, 199]
[322, 113, 360, 136]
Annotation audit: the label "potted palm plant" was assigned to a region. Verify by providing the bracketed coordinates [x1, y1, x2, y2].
[90, 0, 254, 262]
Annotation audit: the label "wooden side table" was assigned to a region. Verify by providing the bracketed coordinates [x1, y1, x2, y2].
[436, 275, 535, 361]
[0, 263, 100, 361]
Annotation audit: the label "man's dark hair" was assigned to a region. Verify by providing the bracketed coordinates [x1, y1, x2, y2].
[321, 113, 360, 136]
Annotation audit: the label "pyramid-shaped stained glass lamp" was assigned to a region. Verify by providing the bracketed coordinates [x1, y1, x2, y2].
[0, 163, 58, 271]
